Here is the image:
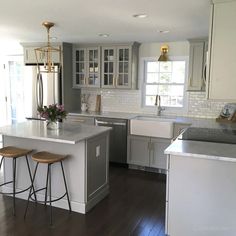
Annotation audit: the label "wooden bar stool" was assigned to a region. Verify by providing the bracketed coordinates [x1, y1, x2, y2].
[24, 151, 71, 225]
[0, 146, 36, 215]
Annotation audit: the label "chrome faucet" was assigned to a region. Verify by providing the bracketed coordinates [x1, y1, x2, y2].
[155, 95, 164, 116]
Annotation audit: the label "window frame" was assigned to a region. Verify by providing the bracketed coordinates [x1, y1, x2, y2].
[141, 56, 189, 113]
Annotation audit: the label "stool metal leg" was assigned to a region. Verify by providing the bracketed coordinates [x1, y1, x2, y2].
[0, 156, 4, 169]
[44, 164, 50, 206]
[49, 164, 52, 225]
[24, 162, 39, 219]
[12, 158, 16, 216]
[25, 156, 37, 203]
[60, 161, 71, 212]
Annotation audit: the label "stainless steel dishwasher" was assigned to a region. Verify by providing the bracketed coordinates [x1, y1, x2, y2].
[95, 117, 127, 165]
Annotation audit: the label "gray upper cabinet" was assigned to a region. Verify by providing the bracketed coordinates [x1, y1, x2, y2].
[73, 47, 100, 88]
[101, 42, 140, 89]
[187, 39, 208, 91]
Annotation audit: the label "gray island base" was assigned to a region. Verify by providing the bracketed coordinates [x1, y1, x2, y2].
[0, 121, 111, 214]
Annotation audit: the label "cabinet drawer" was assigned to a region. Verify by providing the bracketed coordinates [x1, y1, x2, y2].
[66, 115, 94, 125]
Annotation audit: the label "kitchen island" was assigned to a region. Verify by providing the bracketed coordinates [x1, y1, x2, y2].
[0, 120, 111, 214]
[165, 135, 236, 236]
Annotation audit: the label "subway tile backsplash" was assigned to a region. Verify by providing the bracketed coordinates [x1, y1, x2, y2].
[81, 88, 227, 118]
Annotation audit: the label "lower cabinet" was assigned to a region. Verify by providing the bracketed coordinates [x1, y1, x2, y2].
[66, 115, 95, 125]
[127, 135, 171, 170]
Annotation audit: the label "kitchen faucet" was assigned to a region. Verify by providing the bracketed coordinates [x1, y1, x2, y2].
[155, 95, 164, 116]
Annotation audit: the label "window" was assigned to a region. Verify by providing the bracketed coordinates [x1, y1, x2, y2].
[143, 58, 187, 109]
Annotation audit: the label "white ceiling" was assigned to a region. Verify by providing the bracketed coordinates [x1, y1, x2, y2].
[0, 0, 210, 45]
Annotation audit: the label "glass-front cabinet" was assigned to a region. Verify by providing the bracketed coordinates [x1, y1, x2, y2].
[102, 46, 132, 89]
[73, 47, 100, 88]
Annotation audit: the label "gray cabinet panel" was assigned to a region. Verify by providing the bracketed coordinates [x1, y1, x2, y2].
[87, 134, 108, 200]
[151, 138, 171, 169]
[128, 135, 149, 166]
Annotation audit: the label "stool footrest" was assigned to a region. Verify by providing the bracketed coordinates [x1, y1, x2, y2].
[0, 181, 32, 195]
[29, 187, 67, 204]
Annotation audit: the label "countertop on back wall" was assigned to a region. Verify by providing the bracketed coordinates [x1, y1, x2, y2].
[69, 111, 236, 130]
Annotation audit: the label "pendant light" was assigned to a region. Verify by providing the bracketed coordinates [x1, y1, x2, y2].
[158, 45, 169, 62]
[35, 21, 61, 73]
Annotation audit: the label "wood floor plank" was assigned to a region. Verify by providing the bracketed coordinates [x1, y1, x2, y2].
[0, 166, 166, 236]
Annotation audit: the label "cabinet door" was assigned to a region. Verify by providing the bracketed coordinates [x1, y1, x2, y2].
[208, 1, 236, 100]
[66, 115, 94, 125]
[24, 47, 41, 64]
[87, 47, 100, 88]
[102, 47, 116, 88]
[150, 138, 171, 170]
[187, 41, 205, 91]
[73, 48, 86, 88]
[127, 136, 150, 166]
[116, 46, 132, 89]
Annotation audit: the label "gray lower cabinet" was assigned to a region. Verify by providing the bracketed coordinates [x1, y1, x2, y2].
[127, 135, 171, 170]
[66, 115, 95, 125]
[150, 138, 171, 169]
[128, 136, 150, 167]
[87, 133, 108, 200]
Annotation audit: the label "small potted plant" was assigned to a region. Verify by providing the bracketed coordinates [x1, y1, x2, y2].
[37, 104, 68, 130]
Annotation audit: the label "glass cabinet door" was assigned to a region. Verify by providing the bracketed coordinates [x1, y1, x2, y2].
[116, 46, 131, 88]
[102, 48, 116, 87]
[75, 49, 86, 86]
[87, 48, 100, 87]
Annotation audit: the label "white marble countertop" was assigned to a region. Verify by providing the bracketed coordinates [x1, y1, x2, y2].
[0, 120, 111, 144]
[69, 111, 138, 120]
[165, 139, 236, 162]
[69, 111, 236, 128]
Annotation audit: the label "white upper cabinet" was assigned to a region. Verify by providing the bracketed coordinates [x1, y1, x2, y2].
[207, 0, 236, 100]
[22, 44, 61, 65]
[187, 39, 208, 91]
[73, 47, 100, 88]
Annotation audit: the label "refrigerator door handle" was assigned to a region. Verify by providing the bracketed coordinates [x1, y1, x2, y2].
[36, 73, 43, 108]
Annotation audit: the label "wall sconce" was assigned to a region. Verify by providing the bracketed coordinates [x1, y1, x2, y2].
[35, 21, 61, 73]
[158, 45, 169, 62]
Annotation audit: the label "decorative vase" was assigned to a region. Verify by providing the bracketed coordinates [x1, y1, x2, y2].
[46, 120, 61, 130]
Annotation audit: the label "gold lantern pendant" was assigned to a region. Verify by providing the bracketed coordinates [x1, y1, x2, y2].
[35, 21, 61, 73]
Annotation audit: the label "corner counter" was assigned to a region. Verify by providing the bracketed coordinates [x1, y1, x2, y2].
[0, 120, 111, 214]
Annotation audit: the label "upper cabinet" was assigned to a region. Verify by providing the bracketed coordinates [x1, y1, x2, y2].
[72, 42, 140, 90]
[207, 0, 236, 100]
[73, 47, 100, 88]
[187, 39, 208, 91]
[22, 45, 61, 65]
[101, 43, 139, 89]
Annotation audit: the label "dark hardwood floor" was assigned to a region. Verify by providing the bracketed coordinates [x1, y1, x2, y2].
[0, 166, 166, 236]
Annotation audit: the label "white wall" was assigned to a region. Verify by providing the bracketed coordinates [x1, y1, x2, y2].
[82, 41, 228, 118]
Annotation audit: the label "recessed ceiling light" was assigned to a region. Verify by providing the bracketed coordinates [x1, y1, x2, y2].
[133, 14, 147, 18]
[159, 30, 170, 34]
[98, 33, 109, 37]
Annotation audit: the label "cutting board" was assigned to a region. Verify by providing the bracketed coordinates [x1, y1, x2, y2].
[95, 95, 101, 112]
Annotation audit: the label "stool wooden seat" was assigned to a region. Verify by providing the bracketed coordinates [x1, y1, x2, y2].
[32, 151, 67, 164]
[0, 146, 36, 216]
[25, 151, 71, 225]
[0, 146, 32, 158]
